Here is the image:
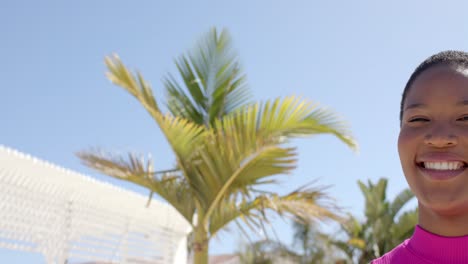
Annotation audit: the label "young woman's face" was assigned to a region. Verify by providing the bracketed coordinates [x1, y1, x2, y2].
[399, 65, 468, 215]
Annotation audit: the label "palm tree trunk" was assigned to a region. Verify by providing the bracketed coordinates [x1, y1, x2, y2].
[192, 225, 209, 264]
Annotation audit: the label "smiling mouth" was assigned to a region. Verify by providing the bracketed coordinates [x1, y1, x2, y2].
[417, 161, 467, 170]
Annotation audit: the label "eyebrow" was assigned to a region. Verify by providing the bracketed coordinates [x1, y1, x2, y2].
[404, 103, 425, 110]
[404, 100, 468, 111]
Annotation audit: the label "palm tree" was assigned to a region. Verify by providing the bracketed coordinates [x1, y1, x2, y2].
[333, 178, 417, 263]
[292, 219, 329, 264]
[292, 217, 350, 264]
[77, 28, 357, 264]
[237, 218, 347, 264]
[237, 239, 300, 264]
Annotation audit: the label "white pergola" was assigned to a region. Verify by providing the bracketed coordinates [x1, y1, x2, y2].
[0, 145, 191, 264]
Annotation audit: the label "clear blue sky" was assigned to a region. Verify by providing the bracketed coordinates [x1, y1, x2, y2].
[2, 0, 468, 262]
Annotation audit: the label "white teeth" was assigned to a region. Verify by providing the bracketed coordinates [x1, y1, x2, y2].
[424, 161, 464, 170]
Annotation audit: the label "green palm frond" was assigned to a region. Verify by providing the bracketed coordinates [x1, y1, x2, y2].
[359, 178, 389, 220]
[231, 96, 357, 149]
[360, 179, 387, 201]
[193, 96, 356, 224]
[201, 145, 298, 219]
[105, 56, 206, 160]
[105, 55, 159, 115]
[337, 178, 417, 263]
[257, 185, 341, 223]
[390, 209, 417, 243]
[237, 239, 301, 264]
[154, 172, 197, 223]
[208, 197, 263, 237]
[390, 189, 415, 218]
[77, 150, 155, 188]
[347, 237, 366, 250]
[374, 179, 388, 202]
[340, 214, 364, 238]
[164, 72, 204, 124]
[164, 28, 250, 126]
[258, 97, 356, 147]
[207, 184, 339, 237]
[154, 113, 206, 161]
[76, 150, 196, 223]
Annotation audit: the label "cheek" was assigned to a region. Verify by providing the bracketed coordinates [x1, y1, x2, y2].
[398, 130, 419, 192]
[458, 127, 468, 139]
[398, 128, 418, 165]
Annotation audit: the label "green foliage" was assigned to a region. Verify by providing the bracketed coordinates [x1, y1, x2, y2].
[78, 28, 357, 264]
[237, 240, 301, 264]
[292, 220, 338, 264]
[332, 178, 417, 264]
[237, 219, 349, 264]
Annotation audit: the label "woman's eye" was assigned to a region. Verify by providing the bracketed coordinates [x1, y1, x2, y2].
[457, 116, 468, 121]
[408, 117, 429, 123]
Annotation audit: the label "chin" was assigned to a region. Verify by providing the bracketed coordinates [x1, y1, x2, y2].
[420, 198, 468, 217]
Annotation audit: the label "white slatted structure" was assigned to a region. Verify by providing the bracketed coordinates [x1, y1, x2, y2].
[0, 146, 191, 264]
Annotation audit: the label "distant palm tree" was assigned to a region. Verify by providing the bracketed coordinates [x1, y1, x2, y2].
[292, 219, 327, 264]
[237, 219, 346, 264]
[332, 178, 417, 263]
[77, 28, 357, 264]
[237, 239, 300, 264]
[292, 217, 349, 264]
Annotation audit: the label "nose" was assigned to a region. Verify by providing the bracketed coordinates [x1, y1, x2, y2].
[424, 125, 458, 147]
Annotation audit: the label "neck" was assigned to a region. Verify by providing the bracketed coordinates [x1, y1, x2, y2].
[419, 202, 468, 236]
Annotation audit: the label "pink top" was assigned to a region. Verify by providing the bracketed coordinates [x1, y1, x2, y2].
[372, 225, 468, 264]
